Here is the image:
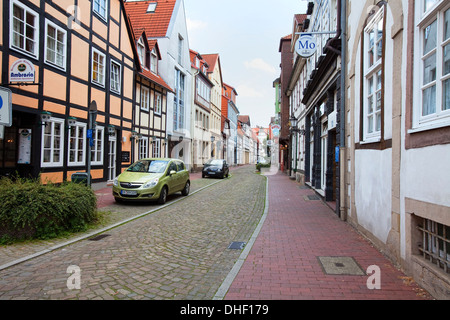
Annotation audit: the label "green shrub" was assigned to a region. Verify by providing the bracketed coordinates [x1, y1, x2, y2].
[256, 162, 271, 172]
[0, 177, 98, 243]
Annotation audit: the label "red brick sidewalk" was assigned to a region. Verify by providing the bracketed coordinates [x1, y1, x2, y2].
[224, 171, 432, 300]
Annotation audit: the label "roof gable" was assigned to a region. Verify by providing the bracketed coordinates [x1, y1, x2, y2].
[124, 0, 177, 38]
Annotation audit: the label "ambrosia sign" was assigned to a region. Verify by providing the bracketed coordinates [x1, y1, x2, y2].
[10, 59, 35, 83]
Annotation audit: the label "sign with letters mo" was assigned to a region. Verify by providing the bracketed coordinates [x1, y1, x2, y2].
[296, 34, 317, 58]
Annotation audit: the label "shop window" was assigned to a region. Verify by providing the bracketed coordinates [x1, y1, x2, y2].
[68, 122, 86, 166]
[41, 118, 64, 167]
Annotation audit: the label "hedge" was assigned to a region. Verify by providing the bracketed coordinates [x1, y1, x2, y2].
[0, 177, 98, 243]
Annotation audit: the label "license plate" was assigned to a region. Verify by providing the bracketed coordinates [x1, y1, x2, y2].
[121, 190, 137, 196]
[208, 172, 215, 175]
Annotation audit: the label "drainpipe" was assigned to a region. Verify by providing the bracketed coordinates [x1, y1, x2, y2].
[339, 0, 347, 221]
[323, 0, 347, 220]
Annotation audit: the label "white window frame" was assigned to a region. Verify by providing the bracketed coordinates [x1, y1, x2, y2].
[68, 122, 87, 166]
[153, 138, 161, 158]
[10, 0, 39, 58]
[93, 0, 108, 21]
[137, 37, 146, 67]
[44, 19, 67, 70]
[141, 86, 150, 111]
[91, 126, 104, 165]
[110, 60, 121, 94]
[139, 136, 149, 160]
[412, 0, 450, 132]
[91, 48, 106, 87]
[363, 6, 384, 142]
[154, 92, 162, 115]
[151, 48, 158, 73]
[41, 118, 65, 167]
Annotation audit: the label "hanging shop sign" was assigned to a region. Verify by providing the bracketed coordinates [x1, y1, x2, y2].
[10, 59, 35, 83]
[271, 124, 281, 137]
[0, 86, 12, 126]
[295, 34, 317, 58]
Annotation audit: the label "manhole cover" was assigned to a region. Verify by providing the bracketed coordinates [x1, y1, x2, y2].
[298, 186, 310, 190]
[305, 194, 320, 200]
[88, 234, 111, 241]
[228, 241, 246, 250]
[317, 256, 365, 275]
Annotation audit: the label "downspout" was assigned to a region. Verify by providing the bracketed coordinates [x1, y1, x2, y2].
[323, 0, 347, 220]
[339, 0, 347, 221]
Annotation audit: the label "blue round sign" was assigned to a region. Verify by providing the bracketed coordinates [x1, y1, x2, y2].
[0, 96, 3, 110]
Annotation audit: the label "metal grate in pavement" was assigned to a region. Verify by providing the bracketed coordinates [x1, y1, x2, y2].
[228, 241, 246, 250]
[88, 234, 111, 241]
[317, 256, 365, 276]
[304, 194, 320, 200]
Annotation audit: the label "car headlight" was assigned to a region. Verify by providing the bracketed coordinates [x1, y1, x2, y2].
[143, 178, 159, 189]
[113, 177, 119, 186]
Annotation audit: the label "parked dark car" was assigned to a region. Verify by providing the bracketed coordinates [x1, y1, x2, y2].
[202, 159, 229, 179]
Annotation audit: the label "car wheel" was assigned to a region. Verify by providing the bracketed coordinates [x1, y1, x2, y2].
[114, 197, 123, 203]
[202, 173, 206, 178]
[158, 186, 168, 204]
[182, 181, 190, 196]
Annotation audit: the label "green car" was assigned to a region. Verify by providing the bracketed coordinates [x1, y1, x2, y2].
[113, 158, 190, 204]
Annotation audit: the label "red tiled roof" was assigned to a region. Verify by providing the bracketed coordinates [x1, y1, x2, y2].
[202, 54, 219, 73]
[139, 68, 173, 93]
[124, 0, 177, 38]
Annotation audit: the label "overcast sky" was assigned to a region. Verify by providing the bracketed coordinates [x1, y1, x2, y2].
[184, 0, 307, 128]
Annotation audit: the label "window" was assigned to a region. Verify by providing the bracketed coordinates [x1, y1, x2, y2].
[41, 118, 64, 167]
[137, 37, 146, 67]
[45, 20, 66, 70]
[91, 126, 104, 165]
[418, 218, 450, 274]
[154, 92, 162, 115]
[153, 138, 161, 158]
[110, 61, 121, 93]
[151, 48, 158, 73]
[363, 6, 384, 141]
[92, 48, 105, 86]
[147, 2, 157, 13]
[174, 69, 185, 130]
[11, 0, 39, 57]
[141, 86, 150, 111]
[93, 0, 108, 20]
[178, 35, 184, 65]
[413, 1, 450, 129]
[139, 136, 149, 160]
[68, 123, 86, 166]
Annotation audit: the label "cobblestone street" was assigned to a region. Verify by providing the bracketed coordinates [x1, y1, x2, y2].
[0, 166, 266, 300]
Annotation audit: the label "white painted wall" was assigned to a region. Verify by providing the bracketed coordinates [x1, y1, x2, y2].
[355, 149, 392, 242]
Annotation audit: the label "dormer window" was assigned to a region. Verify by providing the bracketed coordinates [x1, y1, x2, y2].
[151, 48, 158, 73]
[137, 37, 146, 67]
[147, 2, 157, 13]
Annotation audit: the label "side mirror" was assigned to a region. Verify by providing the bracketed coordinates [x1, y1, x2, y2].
[170, 170, 177, 176]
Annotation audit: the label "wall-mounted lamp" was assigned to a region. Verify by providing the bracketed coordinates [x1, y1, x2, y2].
[40, 111, 52, 126]
[210, 136, 215, 143]
[131, 130, 138, 140]
[108, 124, 116, 136]
[67, 116, 77, 129]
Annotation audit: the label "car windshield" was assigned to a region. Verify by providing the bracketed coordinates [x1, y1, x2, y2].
[127, 160, 169, 173]
[206, 160, 223, 166]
